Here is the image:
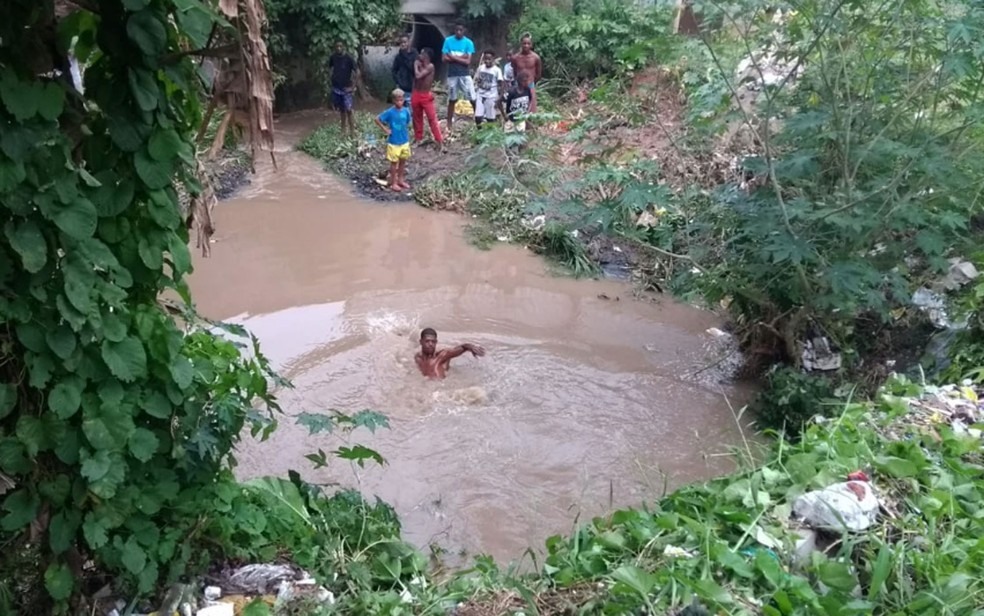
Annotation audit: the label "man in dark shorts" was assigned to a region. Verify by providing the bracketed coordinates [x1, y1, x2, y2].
[328, 41, 357, 134]
[411, 48, 444, 148]
[415, 328, 485, 379]
[504, 71, 534, 133]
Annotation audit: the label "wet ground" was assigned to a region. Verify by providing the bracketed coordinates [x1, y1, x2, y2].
[189, 112, 755, 564]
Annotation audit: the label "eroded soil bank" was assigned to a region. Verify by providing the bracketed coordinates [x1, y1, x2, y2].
[189, 111, 754, 564]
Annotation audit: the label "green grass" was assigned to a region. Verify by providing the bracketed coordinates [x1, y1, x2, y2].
[296, 112, 379, 163]
[394, 376, 984, 615]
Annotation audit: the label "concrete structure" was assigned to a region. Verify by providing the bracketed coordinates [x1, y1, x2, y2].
[363, 0, 458, 97]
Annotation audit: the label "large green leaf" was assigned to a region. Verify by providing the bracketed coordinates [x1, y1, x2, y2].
[0, 383, 16, 420]
[49, 511, 81, 554]
[148, 129, 183, 162]
[245, 477, 313, 528]
[101, 337, 148, 382]
[335, 445, 385, 467]
[46, 324, 77, 360]
[5, 219, 47, 273]
[49, 376, 84, 419]
[135, 148, 174, 190]
[0, 438, 30, 474]
[0, 68, 38, 120]
[0, 158, 26, 192]
[80, 449, 112, 482]
[82, 513, 110, 549]
[92, 176, 136, 217]
[874, 456, 919, 478]
[121, 537, 147, 574]
[611, 565, 656, 597]
[49, 198, 98, 239]
[16, 415, 46, 457]
[128, 428, 159, 462]
[44, 563, 74, 601]
[1, 489, 40, 531]
[37, 82, 65, 121]
[296, 412, 337, 435]
[817, 560, 858, 593]
[141, 389, 172, 419]
[128, 68, 159, 112]
[126, 11, 167, 58]
[175, 3, 215, 49]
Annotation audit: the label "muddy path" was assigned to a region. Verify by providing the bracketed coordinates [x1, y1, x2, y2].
[189, 111, 755, 564]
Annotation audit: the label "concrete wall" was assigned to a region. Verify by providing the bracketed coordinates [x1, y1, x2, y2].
[402, 0, 456, 14]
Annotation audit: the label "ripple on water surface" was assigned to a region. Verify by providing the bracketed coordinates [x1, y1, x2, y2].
[226, 300, 752, 563]
[189, 114, 753, 563]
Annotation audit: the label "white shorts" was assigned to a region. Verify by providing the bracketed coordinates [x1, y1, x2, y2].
[475, 95, 498, 120]
[447, 75, 475, 101]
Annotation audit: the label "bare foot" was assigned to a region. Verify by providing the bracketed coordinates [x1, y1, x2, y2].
[389, 184, 403, 193]
[399, 181, 411, 190]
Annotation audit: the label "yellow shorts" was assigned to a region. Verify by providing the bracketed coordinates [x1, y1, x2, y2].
[386, 143, 411, 163]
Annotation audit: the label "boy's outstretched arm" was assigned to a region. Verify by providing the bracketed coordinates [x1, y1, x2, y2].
[441, 343, 486, 361]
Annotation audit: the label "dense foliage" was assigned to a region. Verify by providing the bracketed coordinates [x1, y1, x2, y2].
[265, 0, 401, 82]
[678, 0, 984, 371]
[440, 378, 984, 615]
[0, 0, 289, 610]
[0, 1, 395, 612]
[511, 0, 675, 81]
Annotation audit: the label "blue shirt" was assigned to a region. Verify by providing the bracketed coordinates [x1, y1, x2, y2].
[442, 35, 475, 77]
[378, 106, 411, 146]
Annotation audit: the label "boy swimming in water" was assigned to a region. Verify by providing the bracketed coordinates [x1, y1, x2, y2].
[416, 328, 485, 379]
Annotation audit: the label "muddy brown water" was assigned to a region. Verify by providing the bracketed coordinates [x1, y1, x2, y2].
[189, 111, 755, 564]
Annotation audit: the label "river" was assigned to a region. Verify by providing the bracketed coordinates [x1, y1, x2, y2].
[188, 111, 754, 564]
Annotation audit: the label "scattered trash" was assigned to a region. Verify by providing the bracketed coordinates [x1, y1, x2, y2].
[912, 287, 952, 328]
[663, 545, 696, 559]
[791, 528, 818, 566]
[203, 586, 222, 602]
[792, 479, 880, 532]
[521, 214, 546, 232]
[706, 327, 731, 339]
[196, 604, 233, 616]
[940, 259, 980, 290]
[225, 564, 298, 594]
[801, 337, 842, 371]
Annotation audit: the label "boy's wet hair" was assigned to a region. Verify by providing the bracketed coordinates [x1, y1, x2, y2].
[420, 48, 432, 60]
[421, 328, 437, 339]
[517, 71, 532, 83]
[391, 88, 405, 101]
[483, 49, 496, 57]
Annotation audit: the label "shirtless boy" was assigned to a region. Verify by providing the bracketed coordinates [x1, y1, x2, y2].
[415, 328, 485, 379]
[511, 34, 542, 112]
[411, 48, 444, 147]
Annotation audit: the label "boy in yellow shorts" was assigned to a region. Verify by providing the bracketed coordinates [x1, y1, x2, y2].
[375, 89, 412, 192]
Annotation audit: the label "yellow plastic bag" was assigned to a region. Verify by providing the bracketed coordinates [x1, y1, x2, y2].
[454, 99, 474, 117]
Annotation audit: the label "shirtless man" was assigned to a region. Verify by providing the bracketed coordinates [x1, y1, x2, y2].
[511, 34, 542, 113]
[415, 328, 485, 379]
[411, 48, 444, 147]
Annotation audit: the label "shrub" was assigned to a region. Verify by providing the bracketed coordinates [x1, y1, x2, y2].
[511, 0, 675, 82]
[752, 366, 837, 436]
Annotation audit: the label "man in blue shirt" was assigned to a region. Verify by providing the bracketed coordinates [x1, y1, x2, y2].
[441, 23, 476, 133]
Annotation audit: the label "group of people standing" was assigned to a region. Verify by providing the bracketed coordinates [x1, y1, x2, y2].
[391, 24, 543, 137]
[328, 25, 544, 192]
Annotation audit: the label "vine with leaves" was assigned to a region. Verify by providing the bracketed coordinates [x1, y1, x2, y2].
[0, 0, 288, 612]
